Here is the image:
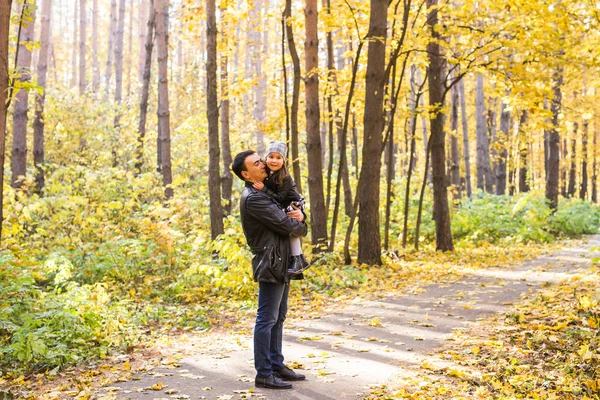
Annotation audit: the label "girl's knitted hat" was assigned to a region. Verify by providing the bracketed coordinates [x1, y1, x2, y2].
[265, 141, 288, 161]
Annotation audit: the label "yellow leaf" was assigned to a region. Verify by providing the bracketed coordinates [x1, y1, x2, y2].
[471, 346, 480, 355]
[368, 317, 383, 327]
[421, 361, 436, 370]
[318, 370, 335, 375]
[122, 361, 131, 371]
[149, 382, 163, 390]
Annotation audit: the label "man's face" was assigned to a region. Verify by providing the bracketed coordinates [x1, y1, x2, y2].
[242, 153, 267, 183]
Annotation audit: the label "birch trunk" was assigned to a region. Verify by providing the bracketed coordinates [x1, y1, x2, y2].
[567, 122, 577, 197]
[71, 2, 77, 88]
[92, 0, 99, 91]
[580, 120, 588, 199]
[496, 95, 510, 195]
[458, 76, 472, 197]
[34, 0, 52, 193]
[546, 69, 563, 210]
[79, 0, 86, 95]
[518, 109, 530, 193]
[155, 0, 173, 199]
[105, 0, 117, 94]
[475, 74, 493, 193]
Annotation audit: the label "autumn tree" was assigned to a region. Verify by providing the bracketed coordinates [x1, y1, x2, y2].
[304, 0, 327, 250]
[0, 0, 11, 242]
[207, 0, 223, 239]
[357, 0, 388, 264]
[11, 2, 36, 188]
[79, 0, 86, 95]
[425, 0, 453, 251]
[155, 0, 173, 199]
[33, 0, 52, 193]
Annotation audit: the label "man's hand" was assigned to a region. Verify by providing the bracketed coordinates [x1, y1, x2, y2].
[253, 181, 265, 191]
[286, 204, 304, 222]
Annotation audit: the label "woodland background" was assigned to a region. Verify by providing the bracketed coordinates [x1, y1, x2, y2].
[0, 0, 599, 395]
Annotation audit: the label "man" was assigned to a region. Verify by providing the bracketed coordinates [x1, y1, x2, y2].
[231, 150, 308, 390]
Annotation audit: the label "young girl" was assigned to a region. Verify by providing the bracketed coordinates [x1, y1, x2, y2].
[253, 141, 310, 275]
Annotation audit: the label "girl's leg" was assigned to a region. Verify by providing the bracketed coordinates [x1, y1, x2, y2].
[289, 236, 302, 256]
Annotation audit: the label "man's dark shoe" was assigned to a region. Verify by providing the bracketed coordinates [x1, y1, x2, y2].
[255, 374, 293, 389]
[273, 366, 306, 381]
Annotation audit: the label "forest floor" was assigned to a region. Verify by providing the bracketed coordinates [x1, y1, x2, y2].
[7, 236, 600, 400]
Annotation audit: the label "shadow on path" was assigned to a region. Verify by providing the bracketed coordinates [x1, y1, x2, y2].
[100, 236, 600, 400]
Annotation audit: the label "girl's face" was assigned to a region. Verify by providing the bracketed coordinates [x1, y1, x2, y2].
[266, 152, 284, 172]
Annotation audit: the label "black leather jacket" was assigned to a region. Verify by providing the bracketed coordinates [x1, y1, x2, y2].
[240, 182, 308, 283]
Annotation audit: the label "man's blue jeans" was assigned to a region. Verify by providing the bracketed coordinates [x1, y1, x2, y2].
[254, 281, 289, 377]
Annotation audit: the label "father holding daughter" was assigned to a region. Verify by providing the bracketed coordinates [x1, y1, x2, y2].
[231, 142, 309, 390]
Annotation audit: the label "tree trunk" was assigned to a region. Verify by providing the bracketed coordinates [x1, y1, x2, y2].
[403, 67, 425, 249]
[518, 109, 530, 193]
[283, 0, 302, 194]
[305, 0, 327, 250]
[331, 39, 364, 254]
[487, 96, 497, 189]
[155, 0, 172, 199]
[426, 0, 453, 251]
[323, 0, 334, 215]
[567, 122, 577, 197]
[458, 76, 472, 197]
[546, 69, 563, 210]
[496, 95, 510, 195]
[0, 0, 12, 243]
[357, 0, 387, 264]
[220, 6, 232, 216]
[156, 1, 168, 171]
[11, 2, 36, 188]
[580, 120, 588, 200]
[135, 0, 154, 176]
[206, 0, 223, 239]
[138, 0, 148, 84]
[126, 0, 134, 97]
[560, 137, 569, 197]
[105, 0, 117, 95]
[449, 74, 461, 198]
[92, 0, 99, 91]
[33, 0, 52, 193]
[475, 74, 493, 193]
[71, 2, 78, 88]
[592, 123, 597, 203]
[114, 0, 126, 113]
[246, 1, 265, 154]
[79, 0, 86, 95]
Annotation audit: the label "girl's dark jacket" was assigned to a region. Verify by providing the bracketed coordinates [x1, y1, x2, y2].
[263, 171, 302, 209]
[240, 182, 308, 283]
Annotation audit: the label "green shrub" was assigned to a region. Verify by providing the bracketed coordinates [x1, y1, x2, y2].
[550, 197, 600, 236]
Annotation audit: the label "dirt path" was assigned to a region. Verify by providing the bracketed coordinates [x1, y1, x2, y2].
[98, 236, 600, 400]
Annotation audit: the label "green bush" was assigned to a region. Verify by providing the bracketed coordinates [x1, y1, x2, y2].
[452, 191, 599, 245]
[549, 197, 600, 236]
[0, 252, 140, 372]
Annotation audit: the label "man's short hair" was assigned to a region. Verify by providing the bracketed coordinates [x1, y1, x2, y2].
[232, 150, 256, 181]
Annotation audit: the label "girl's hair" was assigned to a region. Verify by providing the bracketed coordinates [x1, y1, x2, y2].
[270, 160, 289, 186]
